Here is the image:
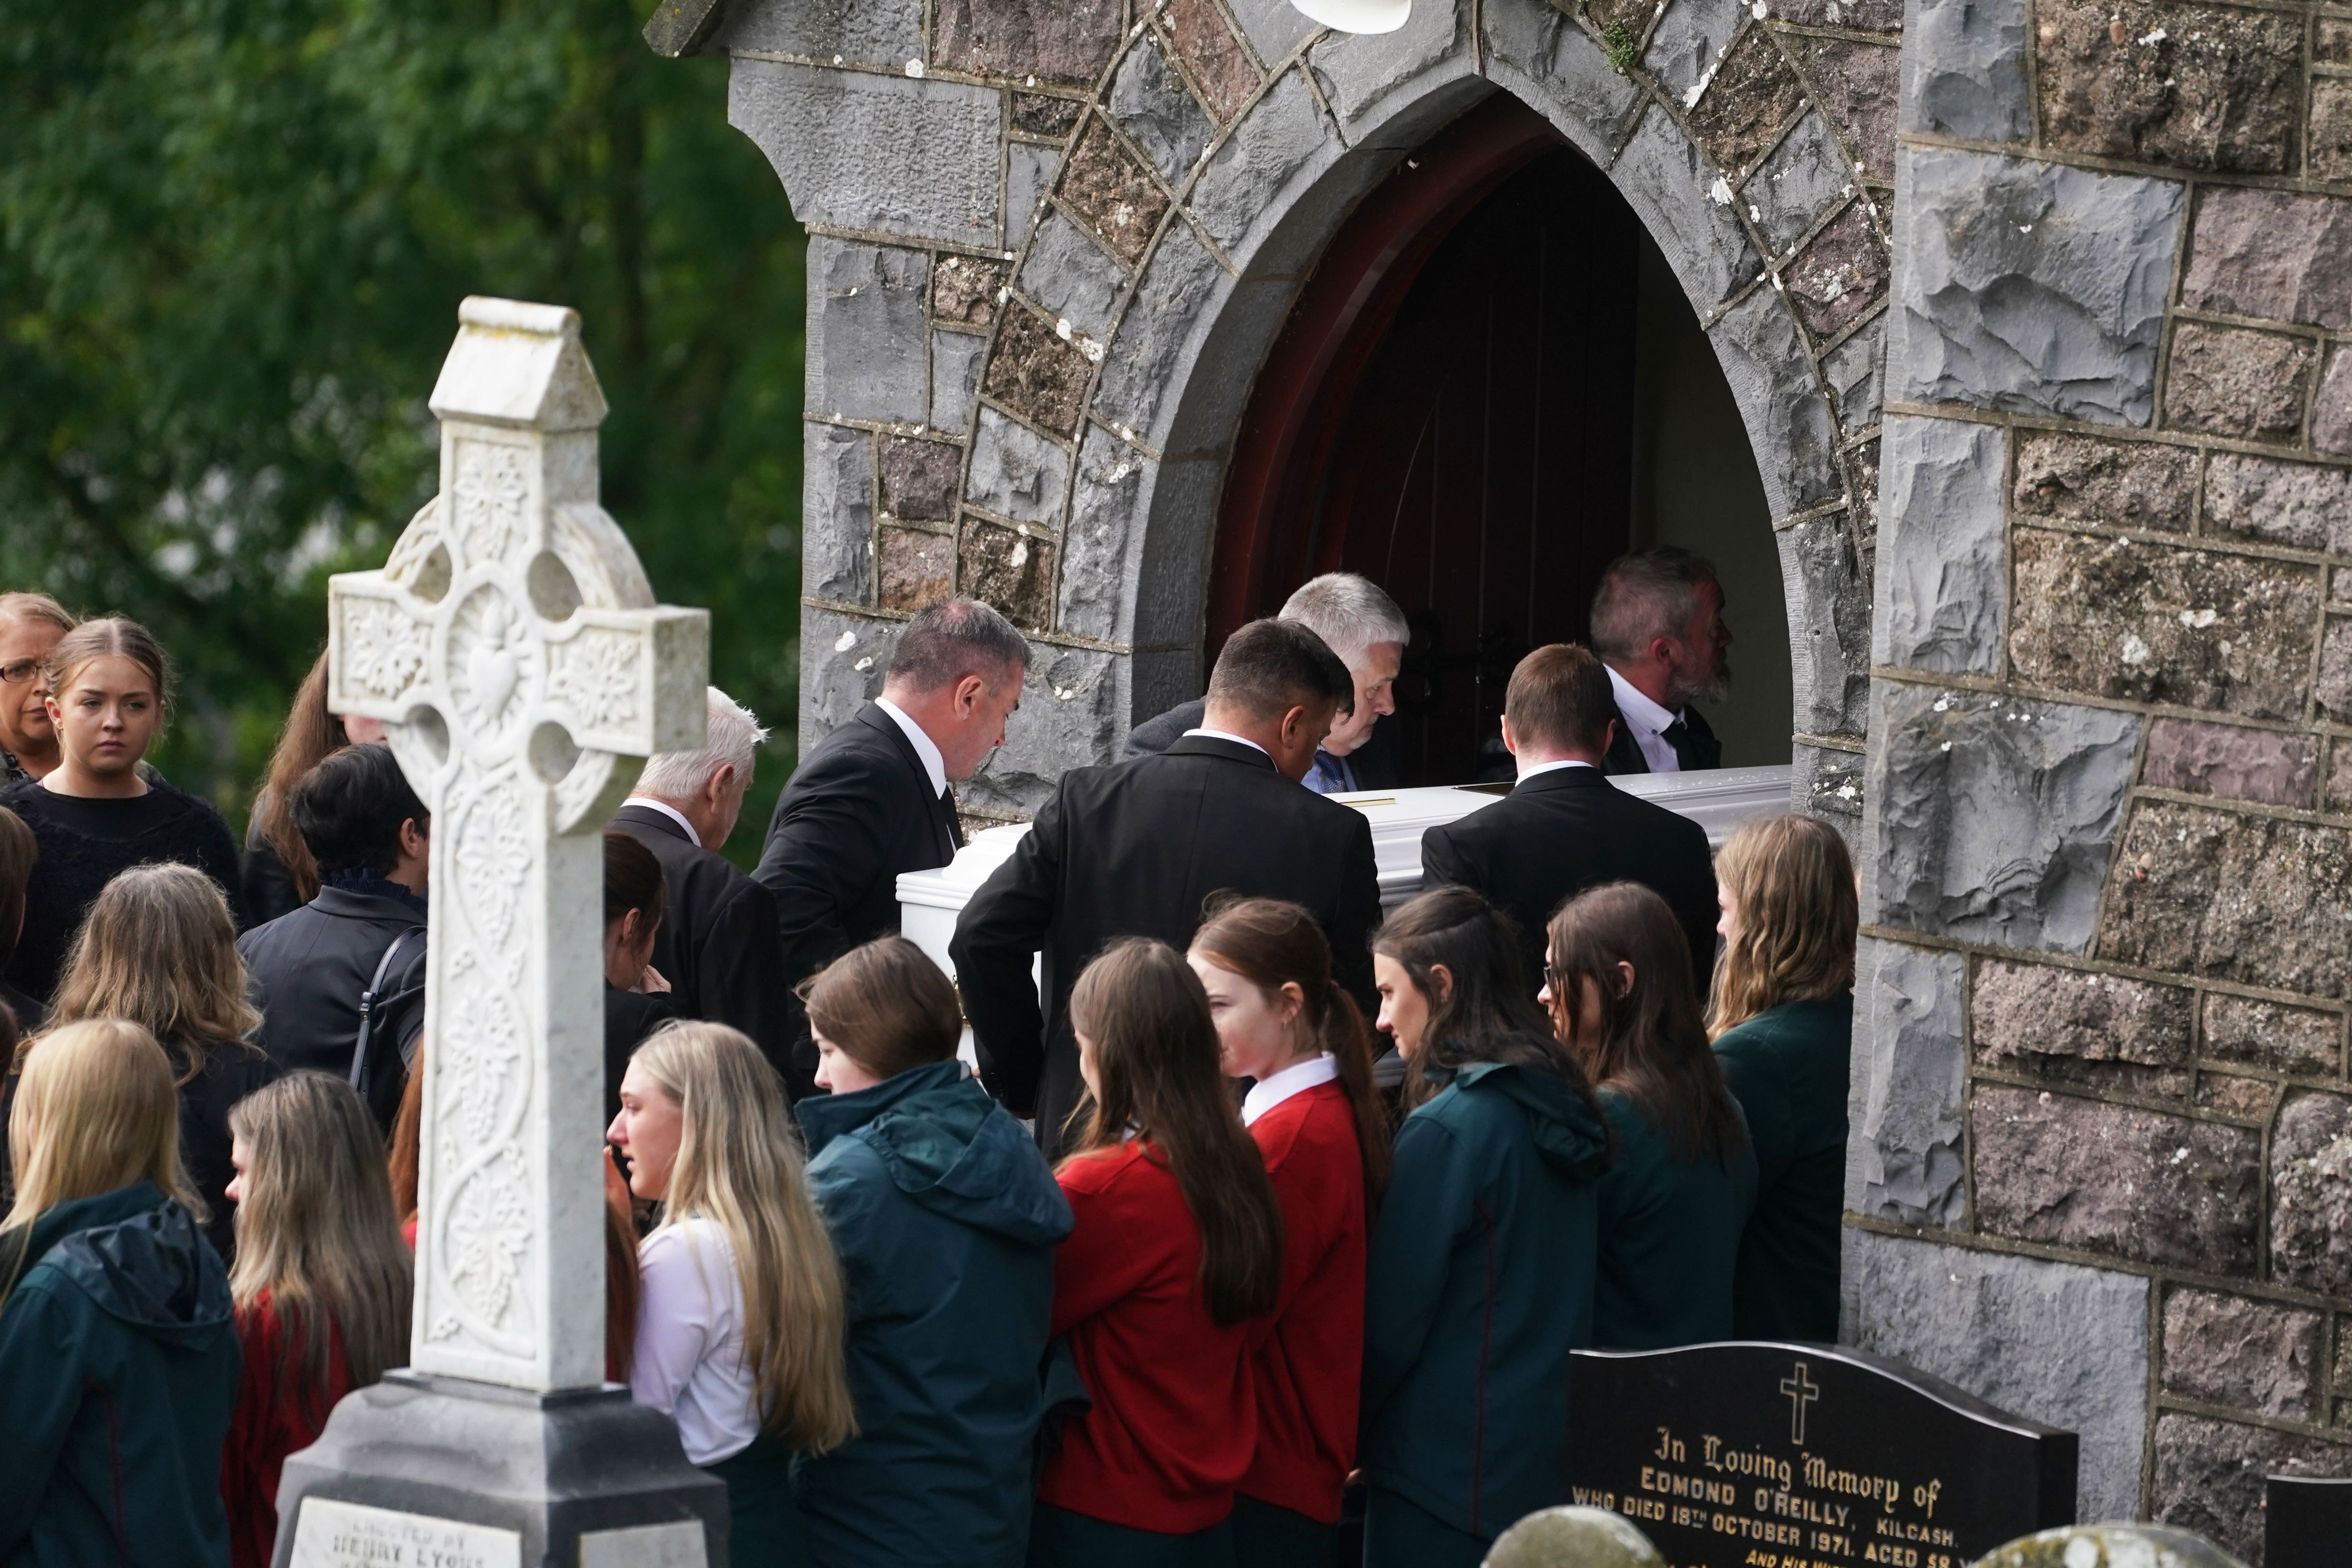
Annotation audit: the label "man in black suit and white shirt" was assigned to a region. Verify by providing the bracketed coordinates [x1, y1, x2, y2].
[756, 598, 1029, 1095]
[1591, 546, 1735, 776]
[1422, 643, 1720, 993]
[611, 686, 793, 1079]
[953, 618, 1381, 1153]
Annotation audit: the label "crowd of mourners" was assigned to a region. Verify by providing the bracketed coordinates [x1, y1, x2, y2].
[0, 549, 1860, 1568]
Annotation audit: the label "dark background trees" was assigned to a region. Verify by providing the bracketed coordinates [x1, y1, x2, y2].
[0, 0, 806, 866]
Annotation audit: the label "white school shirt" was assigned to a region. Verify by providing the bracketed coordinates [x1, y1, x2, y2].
[1606, 665, 1685, 774]
[630, 1218, 760, 1466]
[1241, 1052, 1341, 1126]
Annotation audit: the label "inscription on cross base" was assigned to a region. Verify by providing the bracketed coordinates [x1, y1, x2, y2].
[328, 297, 708, 1392]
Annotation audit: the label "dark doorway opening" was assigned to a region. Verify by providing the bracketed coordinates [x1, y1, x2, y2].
[1210, 93, 1785, 786]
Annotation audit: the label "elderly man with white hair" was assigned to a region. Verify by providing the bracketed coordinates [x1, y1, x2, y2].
[609, 686, 792, 1077]
[1121, 572, 1409, 794]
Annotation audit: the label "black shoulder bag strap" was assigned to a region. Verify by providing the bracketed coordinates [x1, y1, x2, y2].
[352, 927, 427, 1097]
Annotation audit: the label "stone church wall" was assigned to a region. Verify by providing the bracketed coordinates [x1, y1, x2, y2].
[655, 0, 2352, 1547]
[1851, 0, 2352, 1549]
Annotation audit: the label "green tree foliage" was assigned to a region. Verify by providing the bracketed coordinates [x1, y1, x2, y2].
[0, 0, 806, 862]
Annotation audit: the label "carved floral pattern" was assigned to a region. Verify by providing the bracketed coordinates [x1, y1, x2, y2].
[545, 626, 642, 733]
[452, 440, 529, 567]
[341, 597, 429, 701]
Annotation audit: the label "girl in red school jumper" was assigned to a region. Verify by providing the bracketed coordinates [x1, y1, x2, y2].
[1189, 898, 1391, 1568]
[1032, 938, 1286, 1568]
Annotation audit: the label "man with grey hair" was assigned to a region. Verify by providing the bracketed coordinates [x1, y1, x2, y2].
[1121, 570, 1409, 794]
[611, 686, 792, 1077]
[757, 597, 1029, 1096]
[1588, 545, 1734, 775]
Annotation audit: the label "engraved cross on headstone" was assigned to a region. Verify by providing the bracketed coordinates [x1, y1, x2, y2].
[328, 298, 708, 1392]
[1781, 1360, 1821, 1446]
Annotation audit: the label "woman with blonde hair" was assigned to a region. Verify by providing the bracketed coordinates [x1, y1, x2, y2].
[610, 1020, 853, 1566]
[46, 861, 280, 1261]
[220, 1072, 412, 1568]
[0, 1020, 241, 1565]
[1707, 813, 1858, 1341]
[1, 616, 246, 1007]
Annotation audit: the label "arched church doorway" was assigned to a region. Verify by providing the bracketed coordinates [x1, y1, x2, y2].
[1210, 96, 1791, 788]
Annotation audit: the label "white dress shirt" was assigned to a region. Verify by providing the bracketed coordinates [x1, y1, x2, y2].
[1515, 758, 1598, 783]
[1181, 726, 1272, 761]
[876, 696, 949, 798]
[1606, 665, 1685, 774]
[1241, 1052, 1341, 1126]
[629, 1219, 759, 1466]
[620, 795, 702, 848]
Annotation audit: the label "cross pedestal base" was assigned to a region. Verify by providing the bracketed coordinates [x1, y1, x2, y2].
[273, 1371, 728, 1568]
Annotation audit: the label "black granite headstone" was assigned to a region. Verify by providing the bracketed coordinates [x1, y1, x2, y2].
[2265, 1473, 2352, 1568]
[1567, 1343, 2076, 1568]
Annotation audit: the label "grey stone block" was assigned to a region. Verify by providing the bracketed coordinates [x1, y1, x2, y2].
[1898, 0, 2030, 142]
[1007, 144, 1060, 250]
[964, 644, 1129, 813]
[1843, 1230, 2149, 1523]
[931, 328, 986, 433]
[806, 237, 930, 424]
[1741, 112, 1853, 258]
[804, 421, 875, 603]
[1188, 69, 1333, 267]
[1609, 104, 1763, 310]
[1225, 0, 1320, 68]
[1874, 414, 2006, 676]
[1707, 284, 1844, 514]
[1093, 222, 1233, 451]
[1642, 0, 1746, 114]
[1480, 0, 1646, 164]
[1130, 646, 1201, 725]
[1891, 146, 2185, 427]
[1846, 938, 1969, 1227]
[1164, 274, 1300, 452]
[1061, 433, 1223, 646]
[1111, 31, 1215, 186]
[1017, 210, 1128, 342]
[1865, 680, 2143, 952]
[713, 0, 921, 68]
[1307, 0, 1466, 131]
[1823, 312, 1885, 432]
[799, 605, 901, 752]
[1777, 513, 1873, 735]
[965, 407, 1072, 526]
[729, 59, 1001, 248]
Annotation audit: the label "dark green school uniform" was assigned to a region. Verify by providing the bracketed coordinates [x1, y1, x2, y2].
[1591, 1085, 1756, 1350]
[1713, 991, 1853, 1342]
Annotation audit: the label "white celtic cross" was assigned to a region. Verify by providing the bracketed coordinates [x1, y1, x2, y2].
[328, 298, 708, 1391]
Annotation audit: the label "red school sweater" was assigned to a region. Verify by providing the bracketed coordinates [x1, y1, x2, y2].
[1240, 1080, 1367, 1525]
[1040, 1140, 1257, 1534]
[220, 1292, 353, 1568]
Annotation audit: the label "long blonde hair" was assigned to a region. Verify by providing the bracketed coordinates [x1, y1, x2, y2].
[2, 1020, 198, 1308]
[228, 1073, 412, 1404]
[47, 863, 264, 1084]
[1707, 814, 1859, 1038]
[630, 1022, 854, 1451]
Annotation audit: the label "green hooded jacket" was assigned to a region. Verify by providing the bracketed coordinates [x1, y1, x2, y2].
[0, 1181, 240, 1568]
[794, 1060, 1075, 1568]
[1360, 1060, 1609, 1542]
[1713, 991, 1852, 1341]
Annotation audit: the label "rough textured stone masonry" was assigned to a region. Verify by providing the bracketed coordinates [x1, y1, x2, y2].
[646, 0, 2352, 1548]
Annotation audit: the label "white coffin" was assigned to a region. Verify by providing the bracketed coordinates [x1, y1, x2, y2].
[898, 764, 1793, 995]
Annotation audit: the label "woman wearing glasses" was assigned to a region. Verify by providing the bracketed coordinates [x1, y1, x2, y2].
[0, 593, 73, 785]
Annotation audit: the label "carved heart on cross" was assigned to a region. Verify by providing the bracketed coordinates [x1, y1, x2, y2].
[469, 638, 521, 717]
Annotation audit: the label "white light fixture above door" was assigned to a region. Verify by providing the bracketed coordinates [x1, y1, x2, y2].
[1290, 0, 1413, 34]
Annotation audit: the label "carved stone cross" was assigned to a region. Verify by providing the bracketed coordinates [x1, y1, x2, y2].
[328, 297, 708, 1392]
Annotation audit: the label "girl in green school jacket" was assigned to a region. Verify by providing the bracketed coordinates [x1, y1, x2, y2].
[1360, 887, 1609, 1568]
[1543, 881, 1756, 1351]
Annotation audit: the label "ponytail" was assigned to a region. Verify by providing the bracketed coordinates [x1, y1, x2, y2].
[1192, 897, 1393, 1209]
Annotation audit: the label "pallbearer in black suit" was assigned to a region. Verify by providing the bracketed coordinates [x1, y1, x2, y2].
[610, 686, 791, 1079]
[952, 619, 1382, 1153]
[1421, 644, 1720, 995]
[756, 598, 1029, 1096]
[1590, 546, 1735, 776]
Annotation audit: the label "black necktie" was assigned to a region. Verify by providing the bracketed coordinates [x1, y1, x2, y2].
[1661, 719, 1716, 772]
